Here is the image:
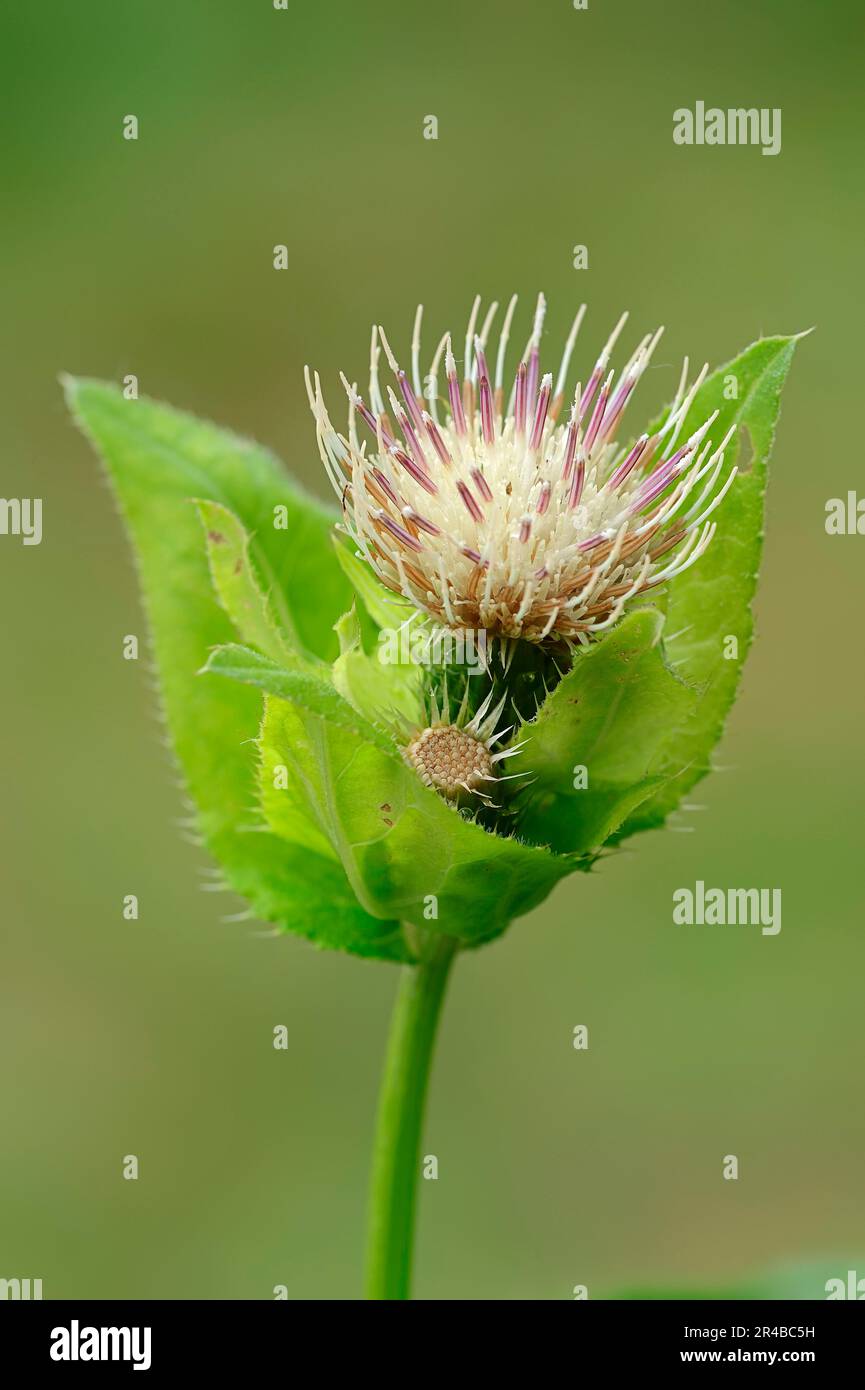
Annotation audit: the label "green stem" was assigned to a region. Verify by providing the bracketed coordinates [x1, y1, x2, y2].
[364, 931, 458, 1300]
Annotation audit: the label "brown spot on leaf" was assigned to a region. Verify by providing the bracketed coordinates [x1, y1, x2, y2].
[208, 530, 226, 545]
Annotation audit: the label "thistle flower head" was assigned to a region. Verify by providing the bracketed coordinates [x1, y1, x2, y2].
[407, 726, 493, 800]
[307, 295, 737, 647]
[403, 681, 526, 808]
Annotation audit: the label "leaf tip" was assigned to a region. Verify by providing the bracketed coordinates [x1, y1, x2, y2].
[60, 372, 91, 418]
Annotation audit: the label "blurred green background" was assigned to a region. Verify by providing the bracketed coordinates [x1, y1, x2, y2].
[2, 0, 862, 1300]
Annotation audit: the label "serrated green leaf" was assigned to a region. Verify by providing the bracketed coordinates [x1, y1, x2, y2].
[225, 837, 407, 962]
[511, 609, 697, 854]
[203, 642, 397, 752]
[197, 500, 298, 665]
[257, 695, 346, 862]
[207, 643, 574, 944]
[332, 606, 423, 729]
[619, 334, 803, 836]
[68, 378, 352, 661]
[66, 378, 405, 961]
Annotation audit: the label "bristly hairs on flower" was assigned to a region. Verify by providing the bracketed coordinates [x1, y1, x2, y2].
[400, 678, 529, 810]
[305, 294, 737, 648]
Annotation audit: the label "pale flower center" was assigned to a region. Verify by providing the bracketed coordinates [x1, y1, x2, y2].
[406, 725, 493, 798]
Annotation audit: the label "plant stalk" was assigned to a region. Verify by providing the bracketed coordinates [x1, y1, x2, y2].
[364, 931, 458, 1300]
